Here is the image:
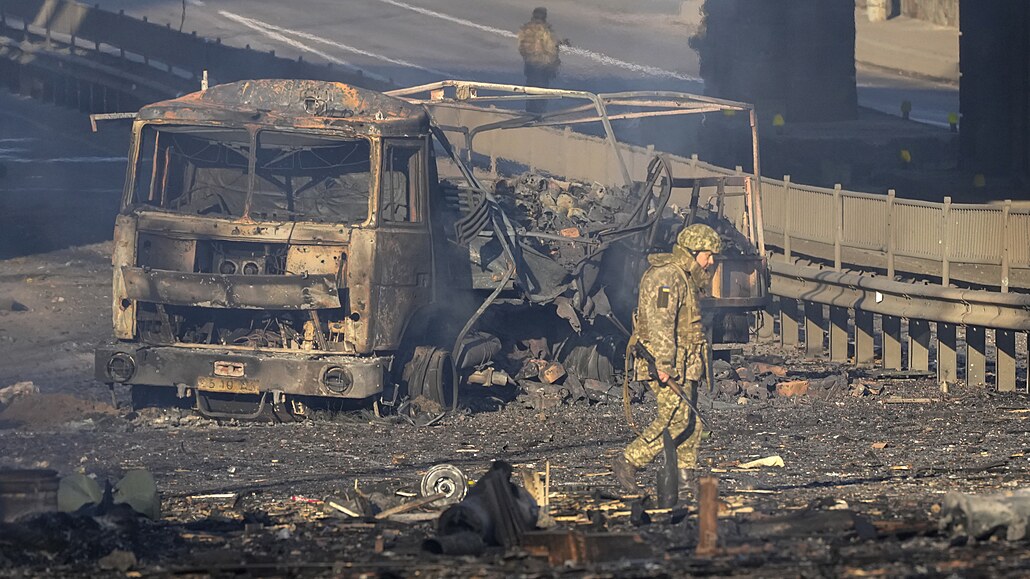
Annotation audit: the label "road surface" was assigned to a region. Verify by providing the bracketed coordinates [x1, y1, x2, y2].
[93, 0, 955, 126]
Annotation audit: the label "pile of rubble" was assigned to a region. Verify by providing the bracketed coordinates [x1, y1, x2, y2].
[494, 174, 638, 248]
[709, 359, 877, 403]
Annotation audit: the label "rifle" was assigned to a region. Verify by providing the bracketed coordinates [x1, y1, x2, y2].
[631, 340, 709, 430]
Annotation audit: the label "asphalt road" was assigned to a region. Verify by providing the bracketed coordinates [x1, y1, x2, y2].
[95, 0, 956, 125]
[0, 93, 128, 258]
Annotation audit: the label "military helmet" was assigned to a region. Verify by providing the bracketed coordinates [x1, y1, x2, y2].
[677, 223, 722, 254]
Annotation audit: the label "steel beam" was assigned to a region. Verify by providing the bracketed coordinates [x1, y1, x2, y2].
[780, 298, 800, 347]
[804, 301, 824, 357]
[908, 319, 930, 372]
[855, 310, 876, 366]
[966, 326, 986, 387]
[996, 329, 1017, 392]
[883, 315, 903, 370]
[829, 306, 849, 362]
[937, 323, 958, 384]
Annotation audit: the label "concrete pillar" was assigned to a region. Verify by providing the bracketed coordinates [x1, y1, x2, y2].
[867, 0, 890, 22]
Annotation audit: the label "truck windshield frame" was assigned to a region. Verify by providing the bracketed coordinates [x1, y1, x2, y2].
[125, 123, 375, 225]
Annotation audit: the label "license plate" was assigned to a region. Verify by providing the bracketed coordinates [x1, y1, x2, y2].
[197, 376, 259, 394]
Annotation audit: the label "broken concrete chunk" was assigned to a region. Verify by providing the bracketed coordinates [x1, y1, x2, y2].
[939, 489, 1030, 541]
[775, 380, 810, 397]
[541, 362, 566, 385]
[98, 549, 136, 572]
[751, 362, 787, 377]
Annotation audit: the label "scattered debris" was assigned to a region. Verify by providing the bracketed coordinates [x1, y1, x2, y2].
[425, 461, 538, 555]
[696, 477, 719, 556]
[522, 529, 653, 565]
[58, 469, 160, 519]
[850, 380, 885, 397]
[375, 492, 447, 520]
[98, 549, 136, 572]
[740, 507, 877, 540]
[0, 381, 37, 407]
[751, 362, 787, 377]
[420, 464, 469, 506]
[0, 393, 118, 430]
[0, 469, 59, 522]
[883, 397, 935, 404]
[0, 298, 29, 312]
[737, 456, 785, 469]
[940, 489, 1030, 541]
[775, 380, 810, 397]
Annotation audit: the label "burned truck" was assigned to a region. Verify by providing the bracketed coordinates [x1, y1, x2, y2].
[93, 79, 768, 419]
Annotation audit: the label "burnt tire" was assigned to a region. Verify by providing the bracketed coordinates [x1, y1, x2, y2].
[401, 346, 456, 409]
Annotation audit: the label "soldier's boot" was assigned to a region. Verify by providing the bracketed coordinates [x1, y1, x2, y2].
[612, 455, 641, 493]
[679, 467, 699, 498]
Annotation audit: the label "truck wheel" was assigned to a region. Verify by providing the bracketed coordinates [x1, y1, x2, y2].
[402, 346, 456, 409]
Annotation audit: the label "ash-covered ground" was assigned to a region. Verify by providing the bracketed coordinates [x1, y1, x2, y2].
[1, 244, 1030, 577]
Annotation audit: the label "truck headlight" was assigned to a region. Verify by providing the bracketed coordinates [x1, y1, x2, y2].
[106, 352, 137, 382]
[322, 366, 353, 394]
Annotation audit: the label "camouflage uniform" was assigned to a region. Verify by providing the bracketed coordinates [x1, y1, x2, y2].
[518, 8, 561, 114]
[518, 13, 561, 87]
[621, 224, 720, 473]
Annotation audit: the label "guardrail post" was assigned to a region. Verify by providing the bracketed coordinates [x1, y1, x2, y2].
[996, 329, 1016, 392]
[1001, 200, 1011, 292]
[941, 196, 951, 285]
[965, 326, 986, 387]
[780, 299, 800, 347]
[804, 301, 824, 358]
[936, 323, 957, 384]
[833, 184, 843, 271]
[886, 189, 896, 279]
[855, 310, 875, 366]
[908, 319, 930, 372]
[829, 306, 849, 362]
[783, 175, 792, 261]
[882, 315, 903, 370]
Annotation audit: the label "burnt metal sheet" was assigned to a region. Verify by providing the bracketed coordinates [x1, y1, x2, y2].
[120, 266, 339, 310]
[138, 79, 428, 136]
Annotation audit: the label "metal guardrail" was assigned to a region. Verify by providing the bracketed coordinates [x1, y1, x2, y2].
[0, 0, 1025, 391]
[762, 178, 1030, 291]
[768, 261, 1028, 391]
[0, 0, 388, 92]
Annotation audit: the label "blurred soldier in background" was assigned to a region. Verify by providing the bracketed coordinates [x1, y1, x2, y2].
[518, 7, 568, 112]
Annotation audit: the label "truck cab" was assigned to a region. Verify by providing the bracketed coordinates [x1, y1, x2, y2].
[95, 80, 440, 417]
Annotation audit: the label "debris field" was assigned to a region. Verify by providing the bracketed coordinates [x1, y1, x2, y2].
[1, 245, 1030, 577]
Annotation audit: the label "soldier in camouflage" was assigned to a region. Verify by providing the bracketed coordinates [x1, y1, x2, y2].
[613, 223, 722, 493]
[517, 7, 567, 112]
